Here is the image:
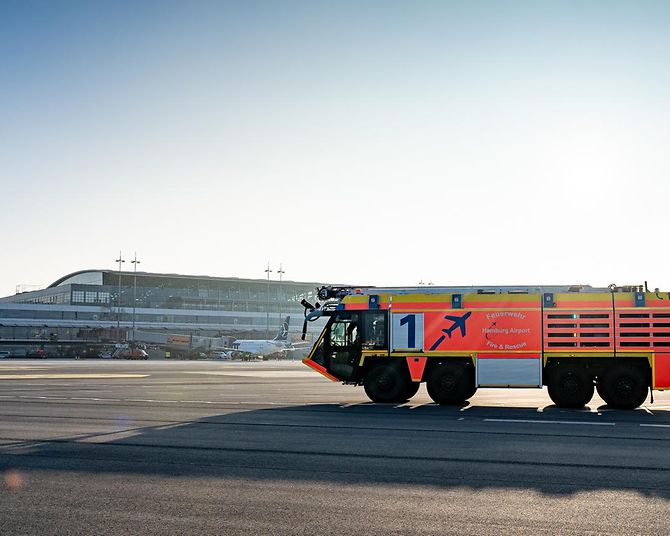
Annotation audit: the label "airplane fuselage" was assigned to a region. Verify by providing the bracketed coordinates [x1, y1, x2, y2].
[232, 339, 289, 357]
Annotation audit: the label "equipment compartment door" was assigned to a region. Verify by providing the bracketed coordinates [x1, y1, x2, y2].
[476, 353, 542, 387]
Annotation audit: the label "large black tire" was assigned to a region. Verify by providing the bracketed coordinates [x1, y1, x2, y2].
[547, 365, 594, 408]
[404, 381, 421, 400]
[598, 366, 648, 409]
[463, 381, 478, 401]
[595, 382, 608, 402]
[426, 362, 475, 405]
[363, 363, 411, 403]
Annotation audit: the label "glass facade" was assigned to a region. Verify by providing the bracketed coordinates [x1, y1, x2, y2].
[4, 272, 323, 313]
[0, 270, 331, 348]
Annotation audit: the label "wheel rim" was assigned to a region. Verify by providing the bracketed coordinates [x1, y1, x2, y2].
[562, 375, 580, 394]
[377, 373, 393, 392]
[439, 374, 457, 392]
[613, 376, 634, 399]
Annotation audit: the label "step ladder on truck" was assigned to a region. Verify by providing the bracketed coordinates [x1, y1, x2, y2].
[300, 283, 670, 408]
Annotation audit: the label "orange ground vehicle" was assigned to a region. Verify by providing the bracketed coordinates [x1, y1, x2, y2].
[301, 284, 670, 409]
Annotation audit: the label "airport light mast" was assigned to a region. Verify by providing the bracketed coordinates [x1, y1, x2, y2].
[265, 262, 273, 338]
[115, 251, 125, 341]
[131, 253, 140, 344]
[277, 263, 285, 321]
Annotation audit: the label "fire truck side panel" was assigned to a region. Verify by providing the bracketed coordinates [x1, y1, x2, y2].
[544, 308, 615, 352]
[653, 353, 670, 388]
[615, 307, 670, 352]
[423, 309, 542, 353]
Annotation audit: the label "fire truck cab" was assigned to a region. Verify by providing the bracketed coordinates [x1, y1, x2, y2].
[302, 284, 670, 409]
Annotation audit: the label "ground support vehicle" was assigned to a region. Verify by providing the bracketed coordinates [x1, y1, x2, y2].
[302, 284, 670, 409]
[113, 348, 149, 360]
[25, 348, 49, 358]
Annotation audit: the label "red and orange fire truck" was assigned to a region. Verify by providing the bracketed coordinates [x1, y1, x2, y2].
[301, 284, 670, 409]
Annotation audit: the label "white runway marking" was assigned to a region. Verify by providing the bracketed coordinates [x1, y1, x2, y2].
[484, 418, 615, 426]
[185, 370, 316, 378]
[124, 398, 169, 403]
[639, 424, 670, 428]
[0, 374, 149, 380]
[0, 366, 50, 370]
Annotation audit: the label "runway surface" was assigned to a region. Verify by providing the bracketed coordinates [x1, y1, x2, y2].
[0, 359, 669, 535]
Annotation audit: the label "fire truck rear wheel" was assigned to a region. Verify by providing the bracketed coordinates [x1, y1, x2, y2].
[597, 366, 648, 409]
[547, 365, 594, 408]
[426, 363, 475, 405]
[363, 363, 411, 403]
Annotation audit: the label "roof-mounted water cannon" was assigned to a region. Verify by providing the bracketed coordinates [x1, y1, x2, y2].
[316, 286, 354, 301]
[300, 286, 358, 340]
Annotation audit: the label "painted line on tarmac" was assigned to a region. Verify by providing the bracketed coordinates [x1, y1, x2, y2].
[184, 371, 316, 378]
[0, 374, 149, 380]
[484, 418, 615, 426]
[123, 398, 179, 403]
[0, 395, 249, 405]
[640, 424, 670, 428]
[0, 366, 50, 370]
[18, 395, 179, 403]
[69, 397, 121, 401]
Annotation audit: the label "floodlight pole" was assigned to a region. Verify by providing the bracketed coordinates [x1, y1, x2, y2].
[115, 251, 125, 341]
[131, 253, 140, 344]
[277, 263, 285, 321]
[265, 262, 272, 338]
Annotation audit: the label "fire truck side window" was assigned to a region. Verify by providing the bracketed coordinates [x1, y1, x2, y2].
[329, 316, 358, 347]
[362, 312, 387, 349]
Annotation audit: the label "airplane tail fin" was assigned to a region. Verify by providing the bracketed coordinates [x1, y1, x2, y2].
[273, 316, 290, 341]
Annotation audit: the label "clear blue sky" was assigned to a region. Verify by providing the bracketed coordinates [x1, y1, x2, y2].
[2, 1, 670, 296]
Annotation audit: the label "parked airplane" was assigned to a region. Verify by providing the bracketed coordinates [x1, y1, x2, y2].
[215, 316, 305, 360]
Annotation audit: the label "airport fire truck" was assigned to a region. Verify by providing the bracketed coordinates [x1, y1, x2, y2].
[301, 284, 670, 409]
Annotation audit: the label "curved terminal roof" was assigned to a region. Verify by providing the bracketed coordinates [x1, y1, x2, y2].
[49, 270, 104, 287]
[48, 269, 325, 288]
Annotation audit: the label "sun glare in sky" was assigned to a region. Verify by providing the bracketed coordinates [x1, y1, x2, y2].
[1, 1, 669, 296]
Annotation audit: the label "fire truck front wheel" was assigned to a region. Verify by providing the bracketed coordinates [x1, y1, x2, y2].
[547, 365, 594, 408]
[427, 362, 475, 405]
[363, 363, 412, 403]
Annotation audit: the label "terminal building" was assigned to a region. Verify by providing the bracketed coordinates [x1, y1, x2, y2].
[0, 269, 328, 357]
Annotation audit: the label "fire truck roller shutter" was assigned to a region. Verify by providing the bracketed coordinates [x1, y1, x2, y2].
[476, 353, 542, 387]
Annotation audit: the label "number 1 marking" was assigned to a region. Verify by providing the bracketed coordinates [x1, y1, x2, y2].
[400, 314, 416, 348]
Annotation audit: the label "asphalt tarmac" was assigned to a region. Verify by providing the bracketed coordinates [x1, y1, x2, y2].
[0, 359, 669, 535]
